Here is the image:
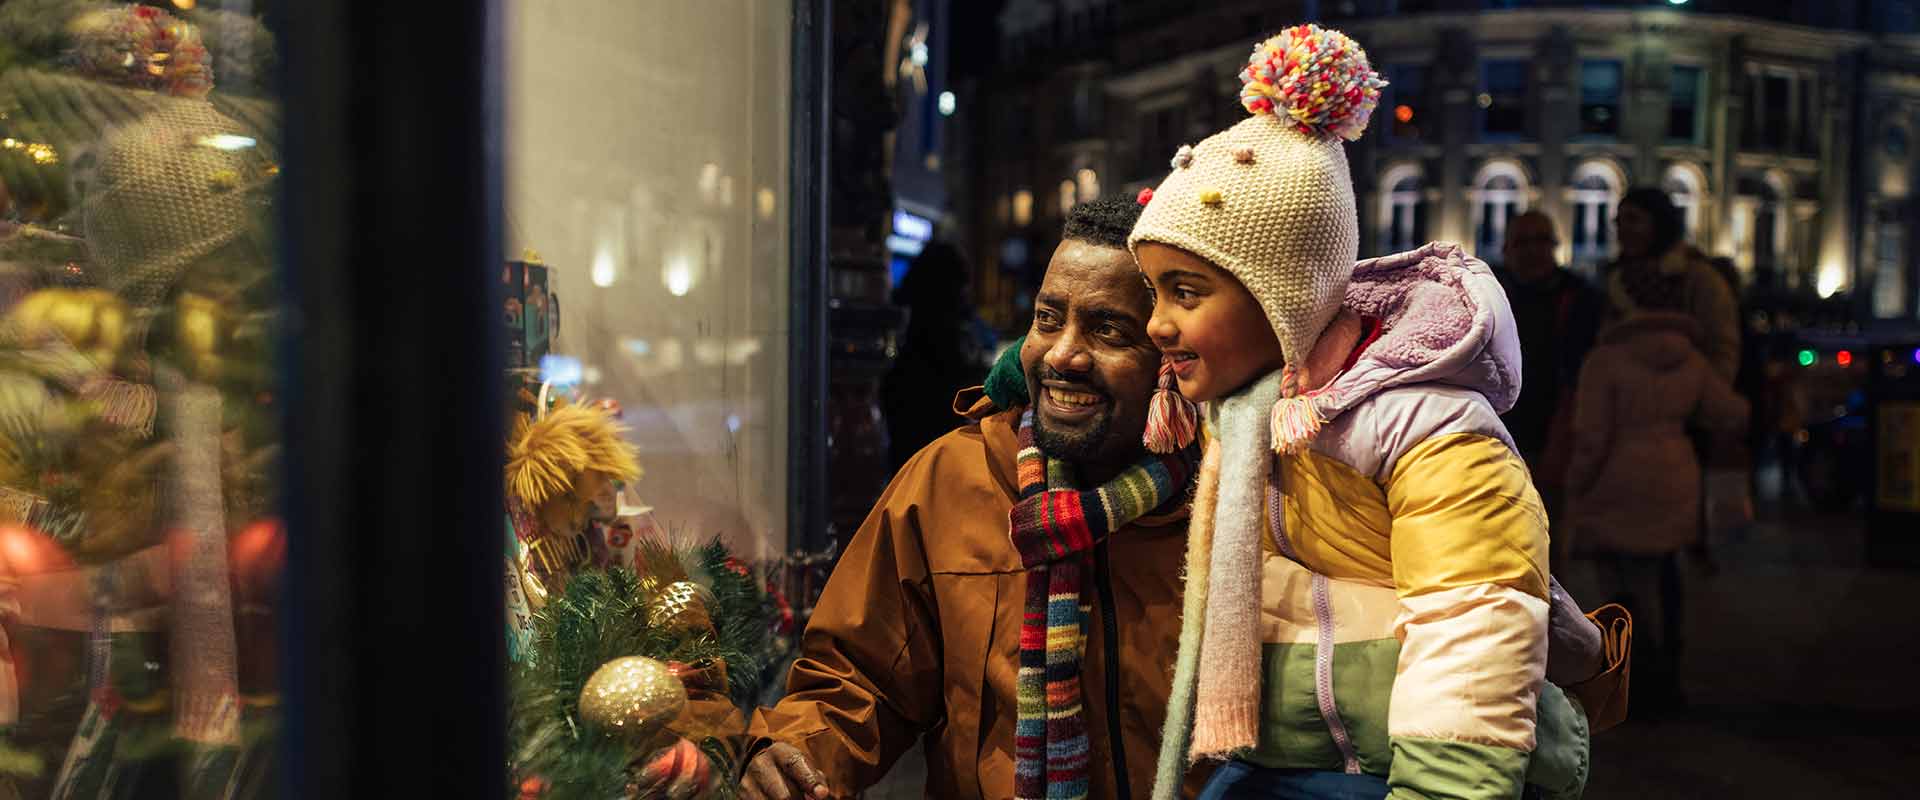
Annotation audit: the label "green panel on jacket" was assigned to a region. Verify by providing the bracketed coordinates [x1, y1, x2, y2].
[1243, 640, 1591, 798]
[1388, 736, 1531, 800]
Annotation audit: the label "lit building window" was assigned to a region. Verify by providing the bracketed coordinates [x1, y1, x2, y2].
[1378, 165, 1424, 254]
[1479, 59, 1528, 139]
[1012, 188, 1034, 227]
[1383, 63, 1427, 142]
[1076, 168, 1100, 202]
[1470, 162, 1530, 260]
[1669, 65, 1704, 143]
[1662, 163, 1706, 241]
[1569, 160, 1624, 270]
[1580, 60, 1623, 138]
[1058, 179, 1076, 217]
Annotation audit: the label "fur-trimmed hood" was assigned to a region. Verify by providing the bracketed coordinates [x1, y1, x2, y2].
[1303, 241, 1523, 422]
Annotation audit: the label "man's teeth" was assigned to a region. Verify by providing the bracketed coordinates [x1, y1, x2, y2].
[1048, 388, 1102, 407]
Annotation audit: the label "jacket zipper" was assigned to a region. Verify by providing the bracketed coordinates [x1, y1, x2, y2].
[1094, 540, 1133, 800]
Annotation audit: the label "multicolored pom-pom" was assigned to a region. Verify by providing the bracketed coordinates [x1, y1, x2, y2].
[1239, 24, 1386, 142]
[1137, 187, 1155, 205]
[1171, 144, 1196, 169]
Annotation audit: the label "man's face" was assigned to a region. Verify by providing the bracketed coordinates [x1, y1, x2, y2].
[1503, 213, 1559, 281]
[1019, 239, 1160, 468]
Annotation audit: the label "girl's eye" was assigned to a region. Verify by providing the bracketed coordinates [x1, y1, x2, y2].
[1173, 286, 1199, 303]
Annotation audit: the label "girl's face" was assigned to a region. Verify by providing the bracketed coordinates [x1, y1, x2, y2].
[1138, 241, 1286, 403]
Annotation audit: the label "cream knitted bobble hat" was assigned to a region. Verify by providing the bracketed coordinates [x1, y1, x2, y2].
[1130, 24, 1385, 393]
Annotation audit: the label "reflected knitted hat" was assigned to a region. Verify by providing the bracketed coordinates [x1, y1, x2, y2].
[1129, 24, 1384, 369]
[83, 98, 276, 306]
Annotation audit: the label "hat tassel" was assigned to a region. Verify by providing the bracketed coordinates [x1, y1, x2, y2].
[1270, 394, 1325, 456]
[1143, 358, 1198, 454]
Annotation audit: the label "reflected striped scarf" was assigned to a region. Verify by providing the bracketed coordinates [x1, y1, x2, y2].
[1009, 409, 1196, 800]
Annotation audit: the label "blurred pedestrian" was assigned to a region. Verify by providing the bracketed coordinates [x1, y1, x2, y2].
[1606, 188, 1741, 382]
[1565, 277, 1750, 713]
[881, 241, 991, 470]
[1496, 210, 1602, 560]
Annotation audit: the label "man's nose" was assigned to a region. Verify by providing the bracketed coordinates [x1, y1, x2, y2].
[1044, 329, 1094, 374]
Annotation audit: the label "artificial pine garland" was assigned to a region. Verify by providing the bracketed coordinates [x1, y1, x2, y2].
[507, 538, 777, 800]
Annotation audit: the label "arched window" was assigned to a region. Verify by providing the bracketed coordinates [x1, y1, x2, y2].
[1470, 161, 1530, 260]
[1568, 160, 1625, 269]
[1377, 163, 1425, 254]
[1662, 163, 1707, 241]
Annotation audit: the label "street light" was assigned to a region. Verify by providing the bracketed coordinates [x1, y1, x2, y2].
[1668, 0, 1689, 5]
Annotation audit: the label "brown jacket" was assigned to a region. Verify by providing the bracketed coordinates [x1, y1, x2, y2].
[748, 388, 1203, 799]
[749, 390, 1632, 798]
[1606, 246, 1741, 384]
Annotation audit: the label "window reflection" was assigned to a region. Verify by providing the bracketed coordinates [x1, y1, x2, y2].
[0, 2, 282, 796]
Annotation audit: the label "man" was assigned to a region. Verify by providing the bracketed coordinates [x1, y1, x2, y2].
[743, 200, 1624, 800]
[1497, 211, 1602, 539]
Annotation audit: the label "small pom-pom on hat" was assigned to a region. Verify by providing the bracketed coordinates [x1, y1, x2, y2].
[1137, 187, 1155, 205]
[1238, 24, 1386, 142]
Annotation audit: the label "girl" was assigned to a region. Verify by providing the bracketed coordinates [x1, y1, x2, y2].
[1132, 25, 1627, 800]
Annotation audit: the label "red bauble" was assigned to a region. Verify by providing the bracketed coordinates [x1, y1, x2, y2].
[228, 518, 286, 603]
[0, 523, 72, 577]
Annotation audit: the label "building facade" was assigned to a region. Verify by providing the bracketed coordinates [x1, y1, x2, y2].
[955, 0, 1920, 329]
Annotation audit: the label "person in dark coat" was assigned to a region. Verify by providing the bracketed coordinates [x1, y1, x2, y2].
[1495, 210, 1602, 547]
[881, 241, 990, 470]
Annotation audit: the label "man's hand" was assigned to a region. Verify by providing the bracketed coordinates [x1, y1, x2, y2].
[739, 742, 830, 800]
[1545, 576, 1605, 686]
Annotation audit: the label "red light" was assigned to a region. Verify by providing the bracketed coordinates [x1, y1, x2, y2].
[1394, 105, 1414, 123]
[1837, 350, 1853, 367]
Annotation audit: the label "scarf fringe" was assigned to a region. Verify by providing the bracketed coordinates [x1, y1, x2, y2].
[1150, 434, 1223, 800]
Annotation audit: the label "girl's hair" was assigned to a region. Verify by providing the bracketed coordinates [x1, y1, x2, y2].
[1618, 187, 1686, 256]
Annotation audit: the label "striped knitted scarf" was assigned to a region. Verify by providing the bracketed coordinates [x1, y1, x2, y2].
[1009, 408, 1197, 800]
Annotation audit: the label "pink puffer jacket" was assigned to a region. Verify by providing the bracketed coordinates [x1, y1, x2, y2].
[1565, 312, 1748, 555]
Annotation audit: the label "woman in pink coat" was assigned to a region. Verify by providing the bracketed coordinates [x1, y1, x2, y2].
[1565, 310, 1748, 713]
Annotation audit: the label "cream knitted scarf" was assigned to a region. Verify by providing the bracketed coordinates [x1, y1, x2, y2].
[1152, 370, 1284, 798]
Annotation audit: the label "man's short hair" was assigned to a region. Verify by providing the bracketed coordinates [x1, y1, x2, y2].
[1062, 197, 1144, 250]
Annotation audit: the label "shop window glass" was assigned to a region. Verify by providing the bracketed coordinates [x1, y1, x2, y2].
[499, 0, 791, 790]
[0, 2, 286, 795]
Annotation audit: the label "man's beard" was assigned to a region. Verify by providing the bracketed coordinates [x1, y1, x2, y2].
[1032, 405, 1113, 462]
[1028, 365, 1115, 462]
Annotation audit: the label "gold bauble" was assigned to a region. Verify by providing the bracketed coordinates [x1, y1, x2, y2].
[576, 656, 686, 741]
[646, 580, 714, 634]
